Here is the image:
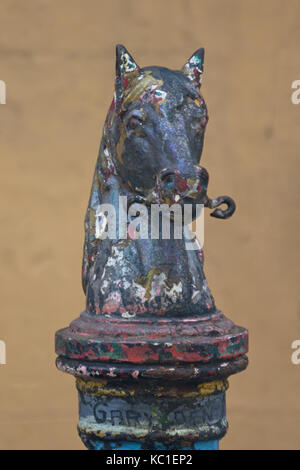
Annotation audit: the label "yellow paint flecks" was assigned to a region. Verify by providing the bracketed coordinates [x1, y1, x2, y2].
[76, 377, 136, 397]
[76, 377, 228, 398]
[122, 71, 163, 109]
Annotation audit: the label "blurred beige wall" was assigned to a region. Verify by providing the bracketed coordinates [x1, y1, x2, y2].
[0, 0, 299, 449]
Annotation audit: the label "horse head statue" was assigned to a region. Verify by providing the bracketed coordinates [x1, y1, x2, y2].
[55, 48, 248, 450]
[82, 45, 236, 319]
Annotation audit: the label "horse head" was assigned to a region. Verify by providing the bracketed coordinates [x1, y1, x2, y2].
[82, 46, 236, 318]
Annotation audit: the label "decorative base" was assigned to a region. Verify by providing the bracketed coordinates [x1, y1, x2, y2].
[55, 310, 248, 449]
[56, 310, 248, 379]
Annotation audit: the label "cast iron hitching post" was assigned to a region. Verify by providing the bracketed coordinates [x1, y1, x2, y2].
[55, 45, 248, 450]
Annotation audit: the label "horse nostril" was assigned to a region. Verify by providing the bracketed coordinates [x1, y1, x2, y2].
[159, 168, 176, 181]
[158, 168, 190, 197]
[164, 175, 176, 190]
[159, 169, 177, 191]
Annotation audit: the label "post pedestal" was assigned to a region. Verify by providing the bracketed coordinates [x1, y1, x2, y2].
[55, 309, 248, 450]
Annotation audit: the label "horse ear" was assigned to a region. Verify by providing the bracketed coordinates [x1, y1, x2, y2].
[182, 48, 204, 89]
[115, 44, 140, 107]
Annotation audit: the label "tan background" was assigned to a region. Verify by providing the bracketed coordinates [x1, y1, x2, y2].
[0, 0, 299, 450]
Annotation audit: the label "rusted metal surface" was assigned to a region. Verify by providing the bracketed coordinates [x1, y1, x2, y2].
[55, 45, 248, 449]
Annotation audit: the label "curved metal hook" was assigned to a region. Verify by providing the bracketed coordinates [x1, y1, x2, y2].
[205, 195, 236, 219]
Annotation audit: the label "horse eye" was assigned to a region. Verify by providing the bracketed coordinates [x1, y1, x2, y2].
[127, 116, 143, 130]
[192, 117, 207, 133]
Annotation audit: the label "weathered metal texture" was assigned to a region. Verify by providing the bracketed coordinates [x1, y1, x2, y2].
[81, 45, 236, 319]
[56, 311, 248, 373]
[55, 45, 248, 450]
[56, 356, 248, 382]
[76, 378, 226, 450]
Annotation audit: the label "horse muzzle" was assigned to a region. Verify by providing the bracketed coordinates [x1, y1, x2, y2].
[155, 167, 236, 219]
[128, 166, 236, 220]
